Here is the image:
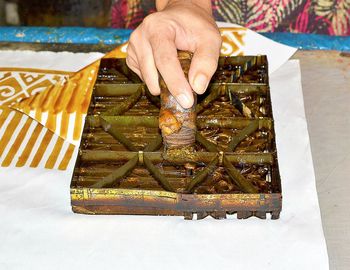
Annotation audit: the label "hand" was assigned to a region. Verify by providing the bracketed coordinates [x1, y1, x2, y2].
[126, 0, 222, 108]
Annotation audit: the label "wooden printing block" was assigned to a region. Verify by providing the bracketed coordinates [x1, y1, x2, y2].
[71, 54, 282, 220]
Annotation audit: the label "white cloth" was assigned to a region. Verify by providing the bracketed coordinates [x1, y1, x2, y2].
[0, 60, 329, 270]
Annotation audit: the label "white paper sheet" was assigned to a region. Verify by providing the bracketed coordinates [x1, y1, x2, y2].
[0, 50, 104, 72]
[0, 60, 328, 270]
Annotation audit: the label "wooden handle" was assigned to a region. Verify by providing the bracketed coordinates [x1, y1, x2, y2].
[159, 51, 197, 149]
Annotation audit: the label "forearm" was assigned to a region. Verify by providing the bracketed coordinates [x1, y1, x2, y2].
[156, 0, 212, 14]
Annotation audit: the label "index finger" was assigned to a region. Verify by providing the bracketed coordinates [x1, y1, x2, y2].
[188, 34, 221, 94]
[149, 36, 194, 109]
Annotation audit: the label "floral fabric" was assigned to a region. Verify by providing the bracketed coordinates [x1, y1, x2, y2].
[111, 0, 350, 36]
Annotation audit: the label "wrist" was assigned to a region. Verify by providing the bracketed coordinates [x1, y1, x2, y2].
[156, 0, 212, 14]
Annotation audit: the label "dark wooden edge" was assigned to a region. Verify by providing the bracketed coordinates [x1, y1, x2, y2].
[71, 188, 282, 220]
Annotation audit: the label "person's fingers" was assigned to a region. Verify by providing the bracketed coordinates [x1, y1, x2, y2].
[188, 34, 222, 94]
[127, 30, 160, 95]
[126, 56, 143, 79]
[150, 36, 194, 108]
[126, 45, 143, 79]
[137, 41, 160, 95]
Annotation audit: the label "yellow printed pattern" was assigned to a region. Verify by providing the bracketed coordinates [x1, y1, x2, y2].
[11, 62, 99, 144]
[0, 69, 69, 107]
[220, 27, 246, 56]
[0, 107, 76, 170]
[0, 62, 99, 170]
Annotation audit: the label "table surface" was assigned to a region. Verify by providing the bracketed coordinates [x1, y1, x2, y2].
[0, 43, 348, 269]
[292, 51, 350, 270]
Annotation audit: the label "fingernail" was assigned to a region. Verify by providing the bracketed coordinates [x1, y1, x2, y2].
[176, 93, 192, 108]
[193, 73, 209, 94]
